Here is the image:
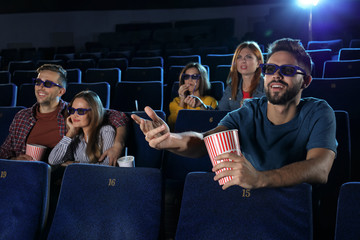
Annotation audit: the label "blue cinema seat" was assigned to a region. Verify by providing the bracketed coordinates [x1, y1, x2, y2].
[0, 159, 51, 240]
[47, 164, 162, 240]
[175, 172, 313, 240]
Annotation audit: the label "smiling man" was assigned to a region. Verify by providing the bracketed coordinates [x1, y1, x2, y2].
[131, 38, 337, 189]
[0, 64, 128, 166]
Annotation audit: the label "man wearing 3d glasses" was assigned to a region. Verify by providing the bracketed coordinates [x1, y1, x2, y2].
[0, 64, 128, 166]
[132, 38, 337, 189]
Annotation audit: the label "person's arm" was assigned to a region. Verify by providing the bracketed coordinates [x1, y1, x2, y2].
[49, 116, 79, 165]
[213, 148, 335, 190]
[131, 106, 228, 158]
[100, 110, 129, 165]
[48, 136, 73, 165]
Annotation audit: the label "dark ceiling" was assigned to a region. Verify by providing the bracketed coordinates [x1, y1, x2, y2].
[1, 0, 289, 14]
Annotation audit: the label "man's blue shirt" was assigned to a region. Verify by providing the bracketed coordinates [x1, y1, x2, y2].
[219, 96, 337, 171]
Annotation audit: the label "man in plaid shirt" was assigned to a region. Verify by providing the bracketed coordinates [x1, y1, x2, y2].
[0, 64, 128, 166]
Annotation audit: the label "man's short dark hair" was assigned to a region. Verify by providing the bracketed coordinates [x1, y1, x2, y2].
[267, 38, 312, 76]
[37, 64, 67, 88]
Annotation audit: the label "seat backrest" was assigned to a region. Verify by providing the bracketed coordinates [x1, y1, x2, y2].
[334, 182, 360, 240]
[302, 77, 360, 118]
[214, 64, 231, 85]
[111, 81, 163, 111]
[8, 60, 35, 74]
[84, 68, 121, 88]
[338, 48, 360, 60]
[175, 172, 313, 240]
[65, 68, 82, 83]
[66, 59, 96, 74]
[0, 159, 51, 240]
[125, 110, 165, 168]
[0, 71, 11, 84]
[306, 49, 333, 78]
[203, 54, 233, 78]
[97, 57, 128, 70]
[124, 66, 163, 83]
[307, 39, 343, 53]
[0, 83, 17, 107]
[322, 60, 360, 78]
[167, 55, 201, 70]
[12, 70, 37, 86]
[17, 83, 37, 107]
[47, 164, 162, 240]
[0, 106, 25, 145]
[63, 82, 110, 109]
[349, 39, 360, 48]
[36, 59, 65, 68]
[130, 56, 164, 68]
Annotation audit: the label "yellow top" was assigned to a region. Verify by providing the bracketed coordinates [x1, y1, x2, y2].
[168, 95, 218, 130]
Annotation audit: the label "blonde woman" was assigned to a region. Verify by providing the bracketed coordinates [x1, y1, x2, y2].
[168, 62, 218, 130]
[49, 90, 121, 165]
[218, 41, 265, 111]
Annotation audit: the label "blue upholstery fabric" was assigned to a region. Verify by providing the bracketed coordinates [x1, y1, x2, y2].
[335, 182, 360, 240]
[322, 60, 360, 78]
[0, 83, 17, 107]
[17, 83, 37, 108]
[111, 81, 163, 111]
[124, 66, 163, 83]
[0, 159, 51, 240]
[125, 110, 165, 168]
[0, 106, 25, 145]
[47, 164, 162, 240]
[175, 172, 313, 240]
[63, 82, 110, 109]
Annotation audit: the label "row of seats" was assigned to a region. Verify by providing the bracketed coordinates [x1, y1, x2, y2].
[0, 105, 353, 239]
[2, 47, 360, 87]
[0, 80, 225, 111]
[1, 158, 358, 240]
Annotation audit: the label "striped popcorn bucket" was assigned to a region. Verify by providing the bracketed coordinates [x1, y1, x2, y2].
[204, 129, 241, 185]
[26, 144, 47, 161]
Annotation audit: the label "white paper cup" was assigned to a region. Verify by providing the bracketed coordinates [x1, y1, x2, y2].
[117, 156, 135, 167]
[204, 129, 241, 185]
[26, 144, 47, 161]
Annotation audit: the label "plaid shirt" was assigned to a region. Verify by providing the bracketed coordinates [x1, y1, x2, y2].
[0, 99, 129, 159]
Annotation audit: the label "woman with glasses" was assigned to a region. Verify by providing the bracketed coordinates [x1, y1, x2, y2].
[218, 41, 265, 111]
[168, 62, 218, 130]
[49, 90, 116, 165]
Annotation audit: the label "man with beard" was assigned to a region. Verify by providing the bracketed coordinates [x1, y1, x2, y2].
[131, 38, 337, 189]
[0, 64, 128, 166]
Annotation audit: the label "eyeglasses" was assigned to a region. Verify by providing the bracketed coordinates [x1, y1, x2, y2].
[33, 78, 63, 88]
[182, 74, 201, 80]
[68, 107, 91, 115]
[260, 64, 307, 77]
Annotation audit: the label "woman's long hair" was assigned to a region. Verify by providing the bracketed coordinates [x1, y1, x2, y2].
[179, 62, 210, 96]
[69, 90, 105, 163]
[227, 41, 264, 100]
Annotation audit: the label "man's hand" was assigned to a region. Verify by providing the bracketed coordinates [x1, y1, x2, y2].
[99, 145, 122, 166]
[131, 106, 171, 150]
[212, 152, 264, 190]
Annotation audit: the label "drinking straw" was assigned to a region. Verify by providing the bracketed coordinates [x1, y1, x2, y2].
[125, 147, 128, 157]
[135, 100, 138, 111]
[192, 80, 198, 95]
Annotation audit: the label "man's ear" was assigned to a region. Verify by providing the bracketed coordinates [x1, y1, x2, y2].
[302, 76, 312, 89]
[58, 87, 66, 97]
